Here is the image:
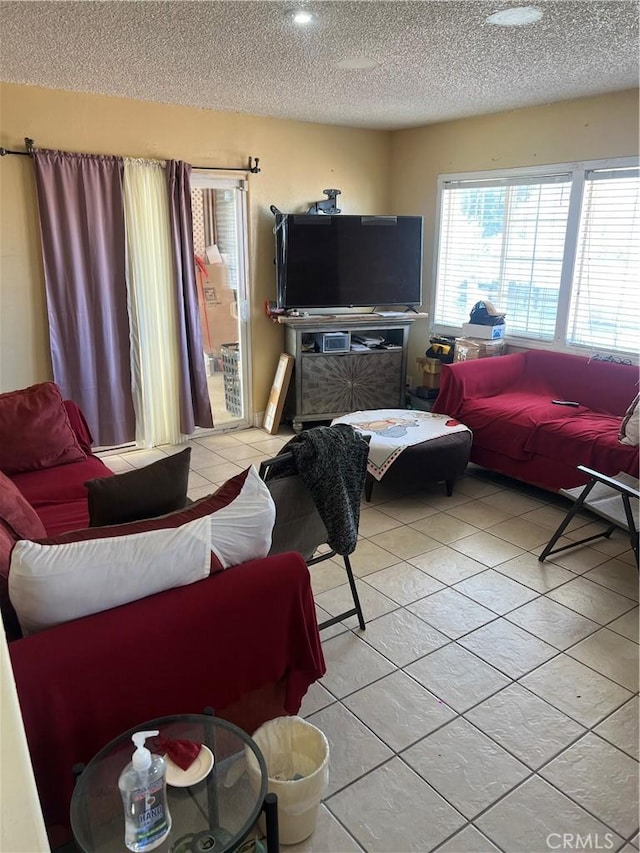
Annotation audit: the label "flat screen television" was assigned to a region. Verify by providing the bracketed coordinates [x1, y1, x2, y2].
[275, 213, 423, 310]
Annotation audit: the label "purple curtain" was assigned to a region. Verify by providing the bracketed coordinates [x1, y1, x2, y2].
[166, 160, 214, 432]
[33, 150, 136, 447]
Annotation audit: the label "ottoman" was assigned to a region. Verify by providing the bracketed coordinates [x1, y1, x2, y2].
[365, 429, 472, 501]
[331, 409, 472, 502]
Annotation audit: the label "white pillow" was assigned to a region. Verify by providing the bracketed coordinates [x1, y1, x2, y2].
[204, 465, 276, 569]
[619, 395, 639, 446]
[9, 517, 211, 635]
[9, 465, 275, 635]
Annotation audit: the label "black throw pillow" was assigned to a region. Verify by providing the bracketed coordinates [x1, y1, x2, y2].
[86, 447, 192, 527]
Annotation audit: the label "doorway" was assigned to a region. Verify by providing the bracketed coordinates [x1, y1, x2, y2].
[190, 174, 251, 429]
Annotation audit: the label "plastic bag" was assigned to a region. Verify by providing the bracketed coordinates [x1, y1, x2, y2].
[245, 716, 330, 844]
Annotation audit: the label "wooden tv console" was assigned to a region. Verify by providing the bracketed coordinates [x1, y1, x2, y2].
[280, 314, 419, 432]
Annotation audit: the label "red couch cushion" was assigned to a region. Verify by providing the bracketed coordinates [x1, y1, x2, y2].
[12, 455, 114, 536]
[0, 383, 87, 475]
[455, 392, 593, 461]
[522, 350, 639, 415]
[524, 412, 639, 477]
[0, 471, 46, 540]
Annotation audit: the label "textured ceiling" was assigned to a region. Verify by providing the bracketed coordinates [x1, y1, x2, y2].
[0, 1, 638, 130]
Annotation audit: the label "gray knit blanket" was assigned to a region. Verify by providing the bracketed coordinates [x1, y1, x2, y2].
[267, 424, 370, 556]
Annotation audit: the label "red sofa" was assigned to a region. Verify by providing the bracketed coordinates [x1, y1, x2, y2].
[2, 400, 325, 843]
[433, 350, 639, 492]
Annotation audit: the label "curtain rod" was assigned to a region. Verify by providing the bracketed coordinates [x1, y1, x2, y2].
[194, 157, 260, 174]
[0, 137, 35, 157]
[0, 138, 261, 174]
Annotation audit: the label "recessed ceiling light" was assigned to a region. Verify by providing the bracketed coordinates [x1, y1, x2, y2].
[336, 57, 381, 71]
[291, 9, 314, 25]
[486, 6, 543, 26]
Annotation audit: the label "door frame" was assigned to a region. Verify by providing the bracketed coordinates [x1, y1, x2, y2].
[190, 172, 252, 431]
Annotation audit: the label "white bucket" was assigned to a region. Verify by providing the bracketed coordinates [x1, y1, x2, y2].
[246, 716, 330, 845]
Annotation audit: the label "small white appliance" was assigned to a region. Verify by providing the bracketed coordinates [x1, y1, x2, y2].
[315, 332, 351, 353]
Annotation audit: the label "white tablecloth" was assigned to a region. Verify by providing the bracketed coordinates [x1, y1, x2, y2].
[331, 409, 471, 480]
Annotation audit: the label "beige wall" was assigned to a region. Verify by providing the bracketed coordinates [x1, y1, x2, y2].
[2, 86, 637, 405]
[0, 82, 391, 408]
[390, 89, 640, 375]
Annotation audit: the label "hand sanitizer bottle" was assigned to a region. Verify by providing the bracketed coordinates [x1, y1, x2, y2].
[118, 730, 172, 852]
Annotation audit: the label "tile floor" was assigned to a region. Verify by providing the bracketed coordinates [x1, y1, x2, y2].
[102, 425, 639, 853]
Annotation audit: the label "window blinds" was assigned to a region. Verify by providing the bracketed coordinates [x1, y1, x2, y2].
[435, 175, 572, 339]
[567, 168, 640, 353]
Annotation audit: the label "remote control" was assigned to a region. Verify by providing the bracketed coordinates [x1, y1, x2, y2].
[551, 400, 580, 407]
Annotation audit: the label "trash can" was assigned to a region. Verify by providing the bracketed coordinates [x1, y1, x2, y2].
[246, 716, 330, 845]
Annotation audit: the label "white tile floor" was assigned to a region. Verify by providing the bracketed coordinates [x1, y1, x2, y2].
[103, 426, 639, 853]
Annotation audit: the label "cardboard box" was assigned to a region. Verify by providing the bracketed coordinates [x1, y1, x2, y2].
[197, 263, 238, 357]
[461, 323, 506, 340]
[454, 337, 506, 362]
[421, 372, 441, 389]
[416, 357, 442, 375]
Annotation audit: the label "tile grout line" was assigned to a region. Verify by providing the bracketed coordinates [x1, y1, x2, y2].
[320, 597, 638, 758]
[163, 446, 637, 851]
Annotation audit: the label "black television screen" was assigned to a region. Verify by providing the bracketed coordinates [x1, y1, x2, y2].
[275, 214, 423, 310]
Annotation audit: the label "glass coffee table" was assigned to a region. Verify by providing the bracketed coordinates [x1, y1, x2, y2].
[70, 714, 279, 852]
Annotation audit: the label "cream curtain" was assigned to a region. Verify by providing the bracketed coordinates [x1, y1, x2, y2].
[123, 159, 182, 447]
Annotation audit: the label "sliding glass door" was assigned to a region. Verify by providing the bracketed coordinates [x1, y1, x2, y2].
[190, 174, 251, 429]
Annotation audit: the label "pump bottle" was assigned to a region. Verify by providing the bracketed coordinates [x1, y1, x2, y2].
[118, 730, 172, 851]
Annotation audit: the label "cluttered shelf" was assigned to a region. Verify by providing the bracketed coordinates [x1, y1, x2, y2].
[282, 318, 413, 432]
[413, 302, 508, 405]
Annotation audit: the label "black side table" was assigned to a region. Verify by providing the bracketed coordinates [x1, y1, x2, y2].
[70, 714, 279, 853]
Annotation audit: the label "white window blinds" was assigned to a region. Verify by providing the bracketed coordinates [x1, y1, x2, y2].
[434, 159, 640, 355]
[435, 175, 572, 339]
[567, 168, 640, 353]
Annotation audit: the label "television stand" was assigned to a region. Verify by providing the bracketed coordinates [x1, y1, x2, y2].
[281, 315, 418, 432]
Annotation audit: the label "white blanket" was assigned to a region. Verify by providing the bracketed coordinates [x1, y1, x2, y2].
[332, 409, 471, 481]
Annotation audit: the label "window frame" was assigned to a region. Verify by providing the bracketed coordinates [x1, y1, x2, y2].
[430, 155, 639, 359]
